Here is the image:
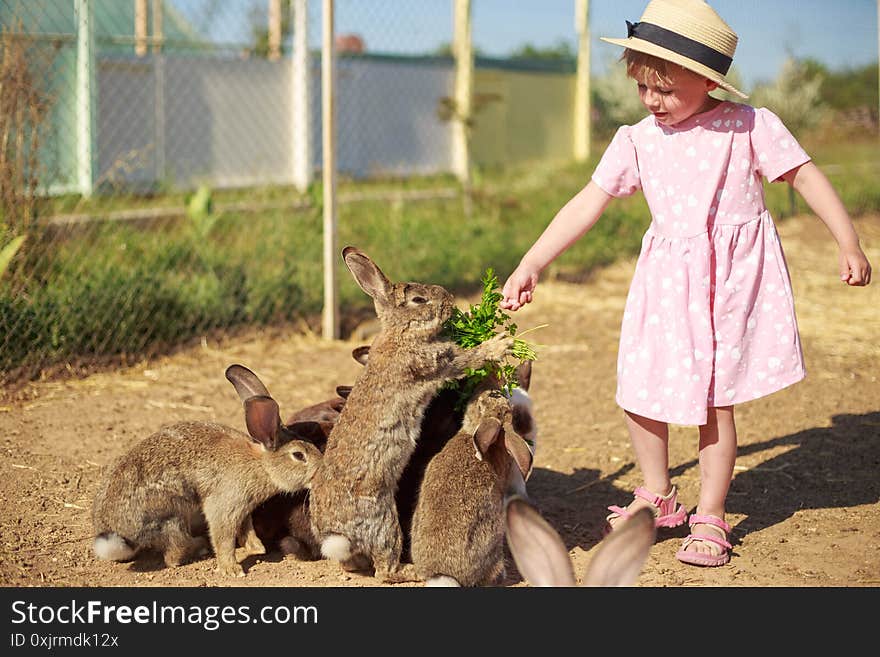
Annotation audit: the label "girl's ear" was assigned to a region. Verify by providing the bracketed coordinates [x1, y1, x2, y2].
[705, 78, 720, 92]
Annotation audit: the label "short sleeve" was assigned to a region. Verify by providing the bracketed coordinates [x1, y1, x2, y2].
[750, 107, 811, 183]
[591, 125, 641, 198]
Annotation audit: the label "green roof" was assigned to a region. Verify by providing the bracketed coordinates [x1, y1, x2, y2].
[1, 0, 204, 49]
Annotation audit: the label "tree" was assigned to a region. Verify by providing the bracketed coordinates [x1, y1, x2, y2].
[249, 2, 292, 58]
[749, 57, 828, 134]
[508, 39, 575, 61]
[432, 41, 484, 58]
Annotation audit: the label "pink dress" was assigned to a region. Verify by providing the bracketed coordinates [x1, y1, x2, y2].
[591, 101, 811, 426]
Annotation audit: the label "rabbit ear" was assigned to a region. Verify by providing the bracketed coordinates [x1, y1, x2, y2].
[243, 395, 283, 450]
[335, 386, 352, 400]
[342, 246, 392, 302]
[225, 364, 271, 401]
[471, 417, 503, 458]
[504, 433, 534, 482]
[583, 507, 655, 587]
[351, 345, 370, 365]
[504, 495, 577, 587]
[511, 402, 535, 445]
[515, 360, 532, 391]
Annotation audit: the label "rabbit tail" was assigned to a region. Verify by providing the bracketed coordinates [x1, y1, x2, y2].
[425, 575, 461, 587]
[320, 534, 352, 562]
[93, 532, 137, 562]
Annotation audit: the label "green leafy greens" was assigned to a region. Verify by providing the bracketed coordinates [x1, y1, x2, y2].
[442, 268, 539, 406]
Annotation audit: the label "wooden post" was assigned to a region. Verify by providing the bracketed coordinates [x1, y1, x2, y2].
[152, 0, 163, 54]
[321, 0, 339, 340]
[135, 0, 148, 57]
[292, 0, 312, 191]
[877, 0, 879, 137]
[268, 0, 282, 61]
[75, 0, 95, 198]
[574, 0, 591, 161]
[451, 0, 472, 185]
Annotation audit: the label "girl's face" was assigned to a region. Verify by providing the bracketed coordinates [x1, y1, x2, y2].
[635, 66, 719, 126]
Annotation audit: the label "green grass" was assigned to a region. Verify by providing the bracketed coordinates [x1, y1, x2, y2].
[2, 137, 877, 382]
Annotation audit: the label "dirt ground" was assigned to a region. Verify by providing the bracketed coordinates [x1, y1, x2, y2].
[1, 213, 878, 588]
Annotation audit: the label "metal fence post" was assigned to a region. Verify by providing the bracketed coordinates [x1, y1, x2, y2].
[75, 0, 95, 198]
[152, 0, 163, 54]
[451, 0, 472, 185]
[135, 0, 148, 57]
[292, 0, 313, 192]
[574, 0, 591, 162]
[322, 0, 339, 340]
[269, 0, 282, 61]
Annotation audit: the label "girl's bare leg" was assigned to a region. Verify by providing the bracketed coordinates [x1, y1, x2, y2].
[683, 405, 737, 556]
[607, 411, 673, 529]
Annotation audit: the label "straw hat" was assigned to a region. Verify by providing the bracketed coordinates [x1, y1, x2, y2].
[600, 0, 747, 99]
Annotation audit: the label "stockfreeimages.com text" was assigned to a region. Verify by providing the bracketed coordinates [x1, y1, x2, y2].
[10, 599, 317, 631]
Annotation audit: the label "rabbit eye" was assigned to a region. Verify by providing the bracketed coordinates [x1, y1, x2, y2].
[411, 296, 428, 304]
[290, 450, 306, 462]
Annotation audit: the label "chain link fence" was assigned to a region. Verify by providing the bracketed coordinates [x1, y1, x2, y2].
[1, 0, 582, 387]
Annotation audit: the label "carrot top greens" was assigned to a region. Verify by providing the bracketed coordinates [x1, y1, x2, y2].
[442, 268, 539, 405]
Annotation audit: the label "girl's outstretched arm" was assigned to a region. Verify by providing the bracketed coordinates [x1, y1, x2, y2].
[501, 180, 614, 310]
[783, 161, 872, 286]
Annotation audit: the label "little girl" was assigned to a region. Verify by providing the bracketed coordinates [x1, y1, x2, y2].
[500, 0, 872, 567]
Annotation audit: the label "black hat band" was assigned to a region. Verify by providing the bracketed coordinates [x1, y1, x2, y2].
[626, 20, 733, 76]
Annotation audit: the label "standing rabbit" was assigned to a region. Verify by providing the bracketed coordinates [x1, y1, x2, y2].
[91, 364, 323, 577]
[309, 246, 515, 583]
[409, 371, 535, 587]
[504, 495, 655, 587]
[348, 344, 467, 564]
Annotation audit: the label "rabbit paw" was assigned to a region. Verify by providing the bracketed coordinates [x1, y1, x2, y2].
[377, 563, 421, 584]
[240, 536, 266, 558]
[484, 332, 516, 360]
[216, 560, 246, 577]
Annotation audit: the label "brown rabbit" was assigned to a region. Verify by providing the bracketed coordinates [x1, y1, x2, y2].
[308, 246, 515, 583]
[504, 496, 655, 586]
[284, 384, 351, 428]
[347, 344, 467, 564]
[91, 365, 323, 577]
[409, 376, 535, 587]
[239, 356, 362, 560]
[395, 385, 464, 562]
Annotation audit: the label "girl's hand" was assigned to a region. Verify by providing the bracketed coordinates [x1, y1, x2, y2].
[839, 248, 872, 286]
[500, 265, 539, 311]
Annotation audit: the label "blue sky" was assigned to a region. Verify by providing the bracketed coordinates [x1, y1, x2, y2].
[188, 1, 879, 90]
[330, 0, 879, 89]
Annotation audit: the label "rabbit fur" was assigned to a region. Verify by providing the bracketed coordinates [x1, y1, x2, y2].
[91, 365, 323, 577]
[504, 496, 656, 587]
[347, 344, 467, 564]
[308, 246, 515, 583]
[409, 366, 535, 587]
[245, 358, 360, 560]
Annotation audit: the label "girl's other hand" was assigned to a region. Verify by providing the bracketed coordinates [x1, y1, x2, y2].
[500, 266, 539, 311]
[839, 248, 872, 286]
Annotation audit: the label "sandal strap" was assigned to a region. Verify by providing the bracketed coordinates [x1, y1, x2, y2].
[605, 505, 630, 520]
[681, 533, 732, 550]
[607, 485, 685, 529]
[688, 514, 731, 533]
[633, 485, 675, 508]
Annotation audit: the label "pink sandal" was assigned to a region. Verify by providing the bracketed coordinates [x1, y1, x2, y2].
[604, 485, 687, 535]
[675, 514, 732, 567]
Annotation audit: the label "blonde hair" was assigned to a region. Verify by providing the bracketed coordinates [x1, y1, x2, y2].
[622, 48, 681, 87]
